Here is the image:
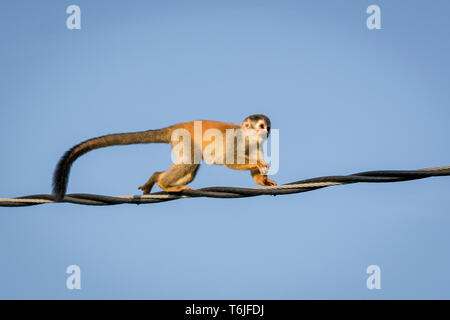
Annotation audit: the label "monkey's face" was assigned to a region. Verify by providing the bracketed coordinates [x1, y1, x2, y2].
[242, 114, 271, 141]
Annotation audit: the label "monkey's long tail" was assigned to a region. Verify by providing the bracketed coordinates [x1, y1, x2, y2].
[52, 128, 172, 201]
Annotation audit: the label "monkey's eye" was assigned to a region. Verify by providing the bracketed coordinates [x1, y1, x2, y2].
[244, 122, 251, 129]
[259, 124, 265, 129]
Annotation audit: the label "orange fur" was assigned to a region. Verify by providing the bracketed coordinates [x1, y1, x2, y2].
[53, 115, 275, 200]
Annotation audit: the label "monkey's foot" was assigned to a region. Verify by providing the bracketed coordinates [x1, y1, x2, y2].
[160, 185, 193, 193]
[254, 174, 277, 187]
[138, 183, 154, 195]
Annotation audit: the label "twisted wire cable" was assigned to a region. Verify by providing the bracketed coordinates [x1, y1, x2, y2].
[1, 166, 449, 207]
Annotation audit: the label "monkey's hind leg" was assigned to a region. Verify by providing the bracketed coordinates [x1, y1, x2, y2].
[138, 171, 163, 194]
[157, 164, 199, 193]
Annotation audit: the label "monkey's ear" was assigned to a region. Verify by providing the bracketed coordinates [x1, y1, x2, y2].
[242, 120, 251, 130]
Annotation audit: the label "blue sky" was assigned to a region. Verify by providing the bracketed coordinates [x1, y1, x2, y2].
[0, 0, 449, 299]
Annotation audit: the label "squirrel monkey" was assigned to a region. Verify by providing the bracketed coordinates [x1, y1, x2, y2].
[52, 114, 276, 201]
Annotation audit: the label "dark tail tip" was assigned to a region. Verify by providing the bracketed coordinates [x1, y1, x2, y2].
[52, 149, 74, 202]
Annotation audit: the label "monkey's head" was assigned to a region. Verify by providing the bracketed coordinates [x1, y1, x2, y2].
[242, 114, 271, 140]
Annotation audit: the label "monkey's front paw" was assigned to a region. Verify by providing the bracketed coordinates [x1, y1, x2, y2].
[263, 177, 277, 186]
[257, 162, 269, 175]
